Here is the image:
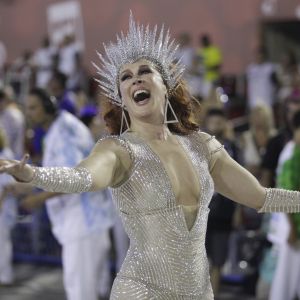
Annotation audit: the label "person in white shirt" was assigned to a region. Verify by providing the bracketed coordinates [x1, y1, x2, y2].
[33, 37, 57, 88]
[0, 87, 25, 159]
[269, 111, 300, 300]
[22, 88, 115, 300]
[0, 129, 17, 285]
[58, 35, 81, 84]
[246, 47, 277, 109]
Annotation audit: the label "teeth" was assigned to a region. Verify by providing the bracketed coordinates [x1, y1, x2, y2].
[133, 89, 148, 98]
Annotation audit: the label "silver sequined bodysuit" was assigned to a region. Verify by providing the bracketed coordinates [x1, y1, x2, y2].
[29, 130, 300, 298]
[110, 131, 215, 300]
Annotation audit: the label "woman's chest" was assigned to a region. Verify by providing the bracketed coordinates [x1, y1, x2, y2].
[116, 134, 214, 212]
[148, 141, 201, 206]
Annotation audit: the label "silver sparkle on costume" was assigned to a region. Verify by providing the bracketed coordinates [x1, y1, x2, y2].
[108, 131, 216, 300]
[258, 187, 300, 213]
[204, 135, 225, 158]
[93, 11, 185, 106]
[30, 166, 92, 193]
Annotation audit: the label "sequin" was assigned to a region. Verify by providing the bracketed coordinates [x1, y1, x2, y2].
[259, 188, 300, 213]
[93, 11, 185, 106]
[110, 131, 215, 299]
[31, 166, 92, 193]
[28, 131, 300, 299]
[27, 131, 300, 298]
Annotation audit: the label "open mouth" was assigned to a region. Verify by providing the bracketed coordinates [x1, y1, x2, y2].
[133, 89, 151, 104]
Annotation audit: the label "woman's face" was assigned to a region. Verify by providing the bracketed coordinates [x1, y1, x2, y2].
[251, 110, 265, 127]
[119, 59, 167, 123]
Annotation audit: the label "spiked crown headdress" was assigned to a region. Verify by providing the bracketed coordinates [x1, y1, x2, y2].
[93, 11, 185, 106]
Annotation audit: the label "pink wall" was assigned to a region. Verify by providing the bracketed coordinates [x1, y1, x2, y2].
[0, 0, 299, 74]
[277, 0, 300, 18]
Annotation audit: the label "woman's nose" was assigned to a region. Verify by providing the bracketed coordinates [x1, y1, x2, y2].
[133, 78, 143, 85]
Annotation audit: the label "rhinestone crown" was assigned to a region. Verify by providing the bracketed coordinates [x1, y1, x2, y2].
[93, 11, 185, 106]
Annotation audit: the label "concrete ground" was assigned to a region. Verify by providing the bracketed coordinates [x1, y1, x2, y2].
[0, 263, 256, 300]
[0, 264, 65, 300]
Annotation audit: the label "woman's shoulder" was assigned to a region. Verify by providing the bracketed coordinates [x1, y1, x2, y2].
[96, 134, 126, 145]
[95, 134, 134, 162]
[194, 130, 212, 141]
[189, 131, 225, 171]
[192, 130, 223, 153]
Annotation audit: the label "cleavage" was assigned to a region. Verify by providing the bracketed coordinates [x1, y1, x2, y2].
[147, 138, 200, 207]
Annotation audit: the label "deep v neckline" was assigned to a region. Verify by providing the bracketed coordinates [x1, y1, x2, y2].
[126, 132, 203, 233]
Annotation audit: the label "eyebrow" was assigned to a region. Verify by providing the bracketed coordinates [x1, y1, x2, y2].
[120, 65, 151, 76]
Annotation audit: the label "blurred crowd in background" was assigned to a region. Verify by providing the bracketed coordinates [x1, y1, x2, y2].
[0, 25, 300, 300]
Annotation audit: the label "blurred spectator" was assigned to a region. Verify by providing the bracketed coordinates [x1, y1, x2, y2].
[67, 52, 89, 91]
[23, 88, 115, 300]
[289, 72, 300, 104]
[204, 108, 238, 296]
[246, 47, 276, 109]
[31, 74, 83, 166]
[197, 34, 222, 97]
[0, 86, 25, 159]
[0, 128, 17, 286]
[276, 51, 300, 103]
[175, 33, 204, 98]
[269, 111, 300, 300]
[257, 97, 300, 299]
[7, 50, 34, 104]
[273, 51, 300, 128]
[238, 105, 276, 256]
[57, 34, 81, 86]
[175, 33, 195, 75]
[72, 87, 90, 116]
[240, 104, 276, 179]
[33, 36, 57, 88]
[261, 95, 300, 188]
[186, 55, 205, 99]
[80, 105, 104, 141]
[48, 71, 77, 115]
[0, 40, 7, 81]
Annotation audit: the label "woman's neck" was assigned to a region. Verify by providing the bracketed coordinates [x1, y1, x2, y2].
[129, 119, 171, 141]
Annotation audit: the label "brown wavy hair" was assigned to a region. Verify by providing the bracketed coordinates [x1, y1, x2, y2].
[102, 80, 201, 135]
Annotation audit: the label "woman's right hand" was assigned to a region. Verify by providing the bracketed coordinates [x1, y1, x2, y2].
[0, 154, 34, 183]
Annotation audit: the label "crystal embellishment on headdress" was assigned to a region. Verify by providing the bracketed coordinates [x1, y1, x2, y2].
[93, 11, 185, 106]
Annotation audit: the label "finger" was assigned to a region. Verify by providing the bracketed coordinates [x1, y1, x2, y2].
[20, 154, 30, 168]
[0, 162, 20, 173]
[0, 162, 17, 170]
[0, 164, 14, 172]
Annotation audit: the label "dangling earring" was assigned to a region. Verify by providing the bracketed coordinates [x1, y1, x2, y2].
[120, 104, 130, 135]
[164, 96, 179, 124]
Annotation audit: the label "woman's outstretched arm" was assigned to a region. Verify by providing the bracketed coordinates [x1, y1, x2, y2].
[210, 148, 266, 210]
[0, 138, 132, 193]
[203, 133, 300, 212]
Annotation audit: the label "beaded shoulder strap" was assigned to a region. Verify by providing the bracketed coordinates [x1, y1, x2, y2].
[96, 134, 135, 163]
[204, 134, 224, 155]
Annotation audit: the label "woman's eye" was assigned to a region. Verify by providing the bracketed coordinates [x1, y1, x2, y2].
[121, 74, 131, 81]
[140, 68, 151, 75]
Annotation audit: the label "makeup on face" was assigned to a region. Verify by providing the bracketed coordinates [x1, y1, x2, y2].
[120, 60, 166, 103]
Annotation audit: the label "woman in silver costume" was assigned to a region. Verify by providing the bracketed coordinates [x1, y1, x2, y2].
[1, 13, 300, 300]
